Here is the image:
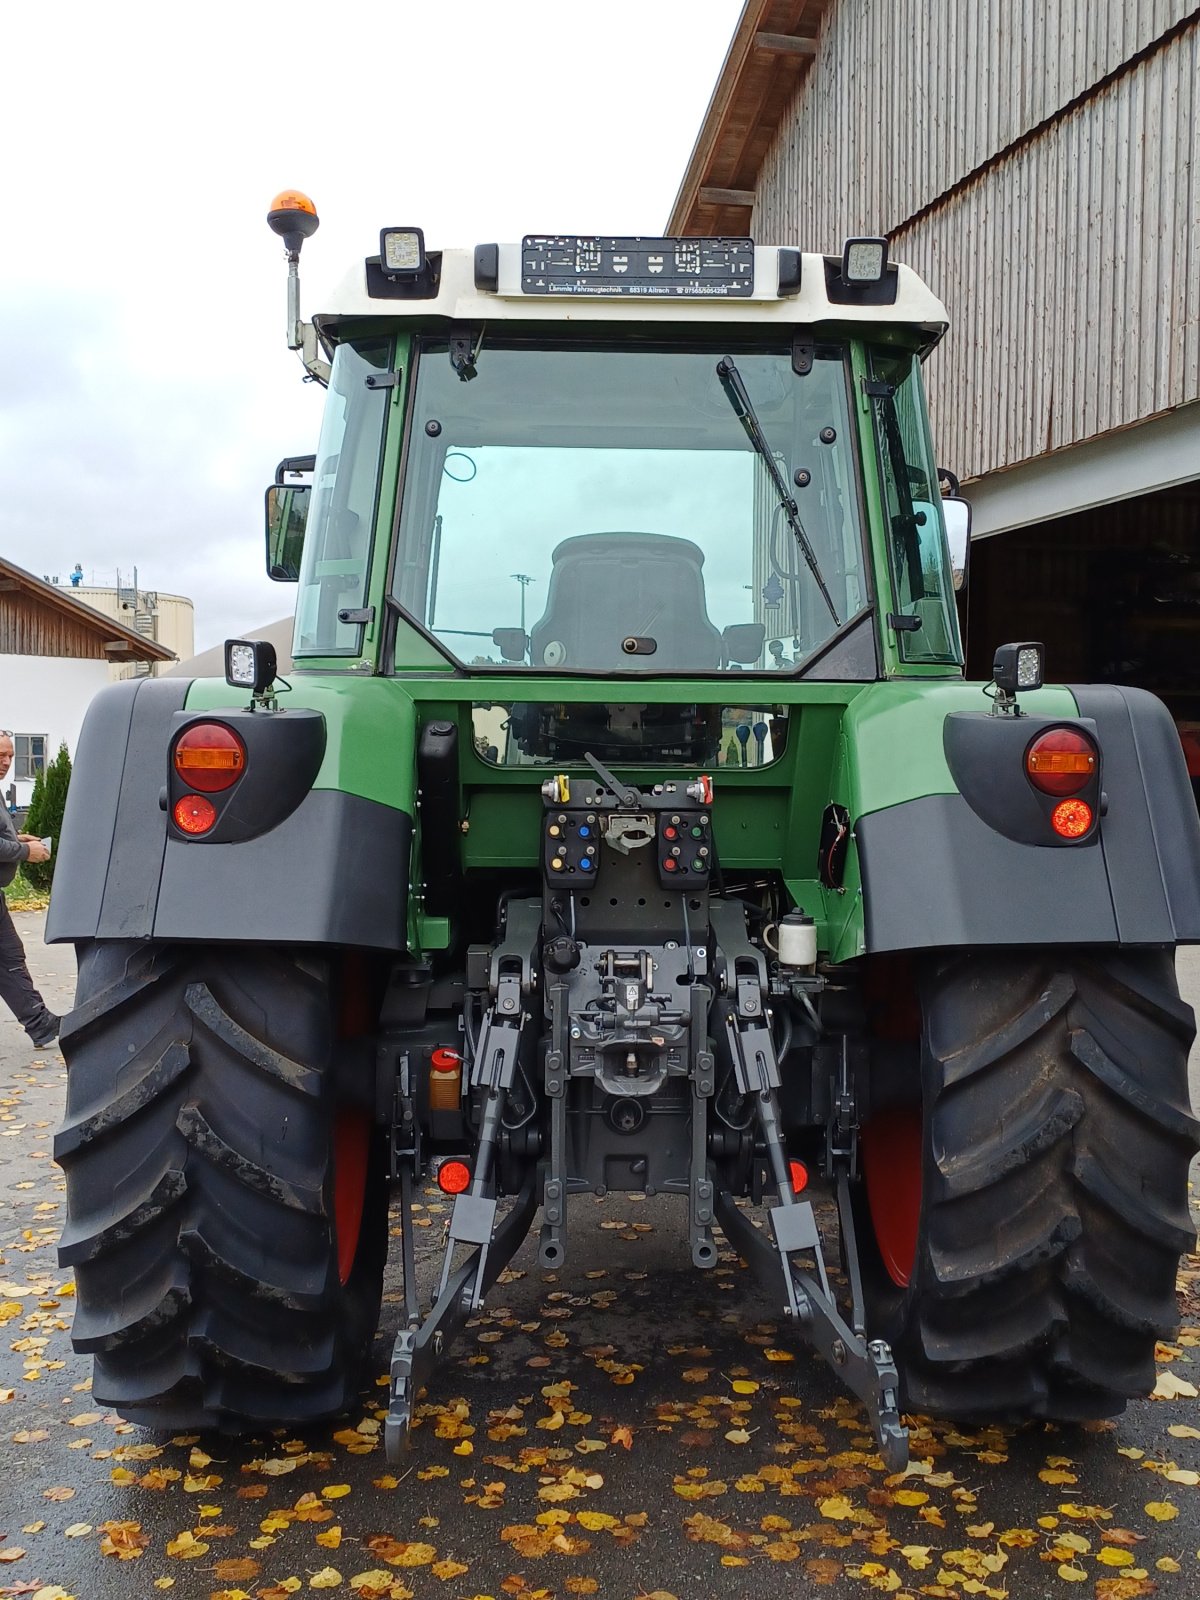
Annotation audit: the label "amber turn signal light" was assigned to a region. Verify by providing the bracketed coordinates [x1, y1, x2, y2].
[1026, 727, 1097, 797]
[174, 723, 246, 794]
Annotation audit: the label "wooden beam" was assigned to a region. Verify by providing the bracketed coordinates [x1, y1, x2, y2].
[0, 579, 19, 591]
[699, 187, 756, 209]
[754, 31, 818, 56]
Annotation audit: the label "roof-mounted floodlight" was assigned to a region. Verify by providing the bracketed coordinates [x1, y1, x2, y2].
[380, 227, 426, 278]
[267, 190, 320, 352]
[841, 236, 888, 284]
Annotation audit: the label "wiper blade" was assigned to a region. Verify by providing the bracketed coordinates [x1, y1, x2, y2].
[716, 356, 839, 627]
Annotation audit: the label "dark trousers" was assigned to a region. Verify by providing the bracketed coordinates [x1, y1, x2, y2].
[0, 895, 51, 1035]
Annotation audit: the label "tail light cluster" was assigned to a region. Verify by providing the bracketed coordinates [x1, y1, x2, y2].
[171, 722, 247, 838]
[1024, 726, 1100, 840]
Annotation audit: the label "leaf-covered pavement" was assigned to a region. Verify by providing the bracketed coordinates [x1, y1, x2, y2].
[2, 919, 1200, 1600]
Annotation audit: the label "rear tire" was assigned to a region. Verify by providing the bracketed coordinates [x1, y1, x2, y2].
[856, 949, 1198, 1420]
[55, 942, 387, 1430]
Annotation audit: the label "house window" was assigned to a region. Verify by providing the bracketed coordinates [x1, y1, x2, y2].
[14, 735, 46, 781]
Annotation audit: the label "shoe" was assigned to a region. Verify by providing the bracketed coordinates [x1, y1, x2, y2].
[28, 1014, 60, 1049]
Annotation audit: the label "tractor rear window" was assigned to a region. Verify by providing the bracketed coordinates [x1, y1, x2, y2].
[471, 702, 789, 768]
[392, 338, 867, 674]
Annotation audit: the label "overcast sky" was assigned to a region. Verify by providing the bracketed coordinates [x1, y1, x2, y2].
[0, 1, 743, 653]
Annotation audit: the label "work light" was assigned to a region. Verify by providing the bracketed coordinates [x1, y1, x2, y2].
[225, 638, 277, 696]
[992, 641, 1044, 694]
[380, 228, 426, 276]
[841, 236, 888, 283]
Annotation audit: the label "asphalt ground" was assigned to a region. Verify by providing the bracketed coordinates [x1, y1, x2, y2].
[2, 917, 1200, 1600]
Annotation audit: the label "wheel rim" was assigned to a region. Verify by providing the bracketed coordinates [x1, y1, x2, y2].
[861, 1106, 923, 1287]
[333, 1109, 371, 1285]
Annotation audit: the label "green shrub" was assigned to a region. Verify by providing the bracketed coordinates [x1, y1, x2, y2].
[21, 742, 72, 892]
[3, 865, 49, 910]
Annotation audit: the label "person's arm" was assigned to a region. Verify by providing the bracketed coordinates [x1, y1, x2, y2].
[0, 831, 28, 865]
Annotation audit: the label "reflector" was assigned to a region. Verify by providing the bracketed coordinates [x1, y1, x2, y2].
[1051, 798, 1094, 839]
[436, 1159, 472, 1195]
[173, 794, 217, 835]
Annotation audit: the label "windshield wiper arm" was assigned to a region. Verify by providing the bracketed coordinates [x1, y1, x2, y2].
[716, 356, 839, 626]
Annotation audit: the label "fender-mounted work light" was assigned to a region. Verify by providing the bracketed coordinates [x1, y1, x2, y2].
[225, 638, 278, 696]
[993, 641, 1044, 695]
[841, 236, 888, 283]
[380, 227, 426, 277]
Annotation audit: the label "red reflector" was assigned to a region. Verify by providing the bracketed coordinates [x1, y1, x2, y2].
[173, 794, 217, 835]
[788, 1159, 808, 1194]
[174, 722, 246, 793]
[431, 1047, 461, 1072]
[1051, 798, 1094, 839]
[1026, 728, 1097, 796]
[437, 1159, 472, 1195]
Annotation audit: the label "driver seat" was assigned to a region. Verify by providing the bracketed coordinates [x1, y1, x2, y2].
[528, 532, 724, 671]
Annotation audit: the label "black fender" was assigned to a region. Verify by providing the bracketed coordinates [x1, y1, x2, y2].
[46, 677, 412, 950]
[856, 685, 1200, 952]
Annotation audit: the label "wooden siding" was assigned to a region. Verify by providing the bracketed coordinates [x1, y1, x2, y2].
[0, 589, 130, 659]
[750, 1, 1200, 478]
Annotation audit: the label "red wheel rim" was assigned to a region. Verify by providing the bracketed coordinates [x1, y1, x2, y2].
[333, 1109, 371, 1285]
[861, 1106, 923, 1287]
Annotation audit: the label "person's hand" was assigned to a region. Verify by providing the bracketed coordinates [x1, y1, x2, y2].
[24, 839, 50, 864]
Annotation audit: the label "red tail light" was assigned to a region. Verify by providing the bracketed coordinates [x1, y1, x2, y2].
[174, 723, 246, 793]
[788, 1160, 809, 1194]
[1025, 728, 1097, 797]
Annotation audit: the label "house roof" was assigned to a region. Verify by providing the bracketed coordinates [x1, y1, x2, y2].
[666, 0, 834, 238]
[0, 556, 176, 662]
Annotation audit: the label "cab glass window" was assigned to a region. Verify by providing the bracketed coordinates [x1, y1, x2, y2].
[392, 339, 867, 674]
[293, 340, 390, 657]
[868, 349, 961, 665]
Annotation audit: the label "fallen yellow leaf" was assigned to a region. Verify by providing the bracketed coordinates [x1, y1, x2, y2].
[309, 1569, 342, 1589]
[1144, 1501, 1179, 1521]
[1151, 1370, 1198, 1399]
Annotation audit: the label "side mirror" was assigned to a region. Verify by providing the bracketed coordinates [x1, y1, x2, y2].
[265, 483, 310, 582]
[941, 497, 971, 593]
[722, 621, 766, 665]
[491, 627, 528, 662]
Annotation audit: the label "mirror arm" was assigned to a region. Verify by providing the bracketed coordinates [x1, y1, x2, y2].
[298, 322, 331, 386]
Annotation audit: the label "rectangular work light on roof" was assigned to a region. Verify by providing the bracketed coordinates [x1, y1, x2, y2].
[841, 236, 888, 284]
[380, 228, 426, 277]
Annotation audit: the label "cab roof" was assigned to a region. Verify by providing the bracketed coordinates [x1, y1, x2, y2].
[314, 239, 948, 347]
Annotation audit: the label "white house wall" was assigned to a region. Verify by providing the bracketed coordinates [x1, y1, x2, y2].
[0, 655, 111, 807]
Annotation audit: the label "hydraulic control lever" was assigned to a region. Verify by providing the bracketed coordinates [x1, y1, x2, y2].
[582, 751, 641, 808]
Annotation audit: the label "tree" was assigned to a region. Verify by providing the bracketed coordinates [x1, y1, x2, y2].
[22, 742, 72, 891]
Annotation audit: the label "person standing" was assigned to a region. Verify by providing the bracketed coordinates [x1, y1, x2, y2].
[0, 732, 60, 1048]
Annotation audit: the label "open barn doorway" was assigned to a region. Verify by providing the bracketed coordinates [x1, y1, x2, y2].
[965, 478, 1200, 800]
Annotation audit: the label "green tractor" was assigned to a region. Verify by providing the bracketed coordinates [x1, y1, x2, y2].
[50, 198, 1200, 1469]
